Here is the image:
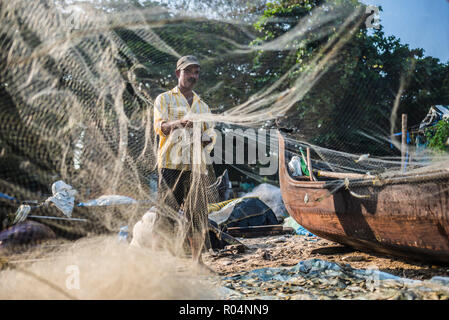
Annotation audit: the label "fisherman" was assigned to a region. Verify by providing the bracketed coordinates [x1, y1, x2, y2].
[153, 55, 216, 267]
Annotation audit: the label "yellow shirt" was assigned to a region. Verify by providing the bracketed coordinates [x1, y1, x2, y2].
[154, 86, 216, 172]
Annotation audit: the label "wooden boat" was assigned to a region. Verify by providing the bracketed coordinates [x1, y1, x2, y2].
[278, 132, 449, 264]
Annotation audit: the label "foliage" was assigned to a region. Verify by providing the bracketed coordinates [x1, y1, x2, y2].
[251, 0, 449, 156]
[425, 120, 449, 153]
[63, 0, 449, 161]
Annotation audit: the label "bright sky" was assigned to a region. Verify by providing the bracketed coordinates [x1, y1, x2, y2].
[361, 0, 449, 63]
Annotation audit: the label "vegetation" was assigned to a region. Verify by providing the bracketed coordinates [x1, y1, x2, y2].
[249, 0, 449, 155]
[114, 0, 449, 155]
[426, 120, 449, 153]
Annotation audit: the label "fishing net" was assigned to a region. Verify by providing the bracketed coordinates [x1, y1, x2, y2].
[0, 0, 448, 299]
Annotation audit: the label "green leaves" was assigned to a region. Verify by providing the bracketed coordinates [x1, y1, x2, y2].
[426, 120, 449, 153]
[250, 0, 449, 156]
[108, 0, 449, 157]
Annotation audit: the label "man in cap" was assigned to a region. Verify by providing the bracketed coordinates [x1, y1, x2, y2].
[153, 55, 216, 268]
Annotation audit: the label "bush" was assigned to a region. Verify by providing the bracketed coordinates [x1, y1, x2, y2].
[425, 119, 449, 153]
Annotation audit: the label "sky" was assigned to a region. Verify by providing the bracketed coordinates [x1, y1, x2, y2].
[361, 0, 449, 63]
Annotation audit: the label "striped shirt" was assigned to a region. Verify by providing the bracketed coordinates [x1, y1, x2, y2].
[154, 86, 216, 172]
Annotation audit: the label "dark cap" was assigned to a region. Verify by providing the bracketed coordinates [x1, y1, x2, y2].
[176, 55, 200, 71]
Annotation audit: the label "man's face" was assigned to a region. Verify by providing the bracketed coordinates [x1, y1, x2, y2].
[176, 65, 200, 90]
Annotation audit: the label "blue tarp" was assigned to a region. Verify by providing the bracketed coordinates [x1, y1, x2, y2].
[389, 131, 411, 171]
[283, 216, 317, 237]
[225, 259, 423, 284]
[219, 258, 449, 299]
[0, 192, 17, 202]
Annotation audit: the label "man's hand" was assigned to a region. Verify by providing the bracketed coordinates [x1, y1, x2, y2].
[178, 119, 193, 128]
[161, 119, 193, 135]
[202, 136, 212, 148]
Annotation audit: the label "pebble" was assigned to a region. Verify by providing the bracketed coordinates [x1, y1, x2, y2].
[342, 255, 369, 262]
[261, 251, 272, 260]
[226, 244, 246, 254]
[270, 236, 287, 243]
[222, 259, 233, 266]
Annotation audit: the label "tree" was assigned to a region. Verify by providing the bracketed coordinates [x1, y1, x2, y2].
[251, 0, 449, 156]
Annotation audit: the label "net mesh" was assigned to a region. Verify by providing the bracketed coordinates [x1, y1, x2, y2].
[0, 0, 448, 299]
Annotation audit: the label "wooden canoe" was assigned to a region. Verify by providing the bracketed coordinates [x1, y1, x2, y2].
[278, 132, 449, 264]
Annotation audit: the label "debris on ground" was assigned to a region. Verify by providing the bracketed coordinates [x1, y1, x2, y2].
[213, 258, 449, 300]
[204, 233, 449, 300]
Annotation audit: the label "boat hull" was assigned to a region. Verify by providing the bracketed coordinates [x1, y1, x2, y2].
[278, 133, 449, 264]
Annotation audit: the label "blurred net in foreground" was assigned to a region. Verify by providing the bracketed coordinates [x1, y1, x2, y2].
[0, 0, 448, 299]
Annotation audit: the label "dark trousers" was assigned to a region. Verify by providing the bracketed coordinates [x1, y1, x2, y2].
[157, 168, 191, 213]
[156, 168, 209, 246]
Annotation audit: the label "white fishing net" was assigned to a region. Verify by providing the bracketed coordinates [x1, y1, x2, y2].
[0, 0, 448, 299]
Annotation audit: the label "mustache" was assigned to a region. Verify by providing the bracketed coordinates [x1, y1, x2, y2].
[188, 78, 196, 83]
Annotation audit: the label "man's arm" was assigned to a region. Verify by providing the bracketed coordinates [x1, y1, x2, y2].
[154, 94, 168, 137]
[201, 102, 216, 152]
[155, 94, 194, 136]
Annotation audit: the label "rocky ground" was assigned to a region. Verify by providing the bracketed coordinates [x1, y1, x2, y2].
[203, 233, 449, 280]
[2, 233, 449, 300]
[203, 234, 449, 300]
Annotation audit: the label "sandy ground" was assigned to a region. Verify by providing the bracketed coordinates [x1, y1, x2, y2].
[203, 233, 449, 280]
[2, 233, 449, 300]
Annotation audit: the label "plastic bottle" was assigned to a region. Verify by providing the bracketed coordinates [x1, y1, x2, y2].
[118, 225, 128, 243]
